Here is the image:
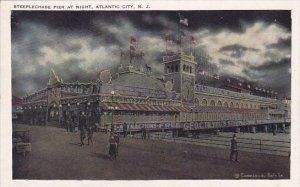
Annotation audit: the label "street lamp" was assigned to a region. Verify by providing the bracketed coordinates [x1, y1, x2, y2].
[110, 90, 116, 134]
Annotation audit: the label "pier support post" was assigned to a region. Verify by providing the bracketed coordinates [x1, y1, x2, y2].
[235, 127, 240, 133]
[272, 124, 277, 135]
[281, 124, 286, 131]
[172, 130, 179, 137]
[251, 126, 256, 133]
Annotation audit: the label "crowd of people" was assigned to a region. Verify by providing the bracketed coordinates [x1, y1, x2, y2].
[65, 111, 121, 160]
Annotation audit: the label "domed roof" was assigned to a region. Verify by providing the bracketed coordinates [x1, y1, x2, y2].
[112, 71, 166, 91]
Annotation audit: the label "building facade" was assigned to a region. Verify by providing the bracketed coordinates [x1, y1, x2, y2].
[21, 52, 290, 134]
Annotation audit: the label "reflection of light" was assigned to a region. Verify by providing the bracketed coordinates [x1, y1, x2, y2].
[111, 90, 115, 95]
[77, 102, 80, 106]
[87, 102, 91, 106]
[68, 103, 70, 106]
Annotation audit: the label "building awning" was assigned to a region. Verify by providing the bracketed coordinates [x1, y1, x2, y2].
[100, 103, 192, 112]
[100, 102, 262, 113]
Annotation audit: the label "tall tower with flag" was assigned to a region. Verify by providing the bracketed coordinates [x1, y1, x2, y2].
[163, 13, 197, 104]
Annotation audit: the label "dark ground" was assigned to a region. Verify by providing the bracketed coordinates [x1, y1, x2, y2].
[13, 123, 290, 180]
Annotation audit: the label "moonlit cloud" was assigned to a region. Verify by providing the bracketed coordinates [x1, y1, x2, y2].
[195, 21, 291, 79]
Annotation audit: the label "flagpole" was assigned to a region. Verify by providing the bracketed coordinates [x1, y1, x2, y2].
[165, 34, 167, 55]
[189, 36, 191, 55]
[178, 13, 181, 54]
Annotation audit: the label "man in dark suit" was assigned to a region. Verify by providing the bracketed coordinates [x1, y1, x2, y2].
[79, 111, 87, 146]
[230, 133, 239, 162]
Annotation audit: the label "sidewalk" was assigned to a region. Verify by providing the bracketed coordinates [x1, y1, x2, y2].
[13, 124, 290, 179]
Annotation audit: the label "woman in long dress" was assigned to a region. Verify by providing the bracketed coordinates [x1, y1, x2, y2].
[109, 135, 117, 160]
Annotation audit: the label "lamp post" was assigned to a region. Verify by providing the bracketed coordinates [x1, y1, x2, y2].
[110, 90, 116, 134]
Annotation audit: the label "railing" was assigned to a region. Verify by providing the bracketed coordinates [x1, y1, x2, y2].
[99, 118, 290, 132]
[130, 132, 290, 157]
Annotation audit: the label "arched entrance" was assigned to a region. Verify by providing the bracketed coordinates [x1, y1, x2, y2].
[48, 102, 59, 122]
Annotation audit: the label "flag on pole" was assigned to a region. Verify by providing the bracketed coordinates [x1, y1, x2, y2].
[166, 34, 174, 45]
[180, 31, 187, 40]
[190, 36, 196, 45]
[145, 64, 151, 72]
[130, 45, 135, 55]
[130, 37, 137, 47]
[130, 45, 136, 64]
[120, 49, 125, 57]
[213, 74, 220, 80]
[179, 13, 189, 26]
[199, 69, 205, 75]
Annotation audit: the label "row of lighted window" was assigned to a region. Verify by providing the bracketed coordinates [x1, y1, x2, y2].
[191, 112, 268, 121]
[102, 111, 269, 124]
[103, 113, 175, 123]
[166, 64, 193, 73]
[195, 99, 259, 109]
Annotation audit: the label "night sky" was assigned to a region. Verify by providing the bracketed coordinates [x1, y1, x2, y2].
[11, 11, 291, 98]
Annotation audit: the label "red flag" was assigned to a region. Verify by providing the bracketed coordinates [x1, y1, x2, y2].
[120, 49, 125, 57]
[130, 45, 135, 54]
[180, 31, 187, 40]
[213, 74, 220, 80]
[166, 34, 174, 45]
[190, 36, 196, 45]
[140, 51, 145, 57]
[199, 69, 205, 75]
[130, 37, 137, 47]
[179, 13, 189, 26]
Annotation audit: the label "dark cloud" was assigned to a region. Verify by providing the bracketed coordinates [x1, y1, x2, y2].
[218, 58, 235, 66]
[267, 37, 291, 50]
[242, 58, 291, 97]
[219, 44, 259, 58]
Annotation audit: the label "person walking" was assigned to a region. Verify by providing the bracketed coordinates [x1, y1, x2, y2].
[87, 126, 94, 146]
[230, 134, 239, 162]
[114, 133, 120, 156]
[123, 122, 128, 138]
[141, 127, 146, 139]
[109, 134, 117, 160]
[87, 112, 94, 146]
[79, 111, 87, 146]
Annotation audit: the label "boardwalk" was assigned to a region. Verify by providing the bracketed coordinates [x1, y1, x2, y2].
[13, 124, 290, 180]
